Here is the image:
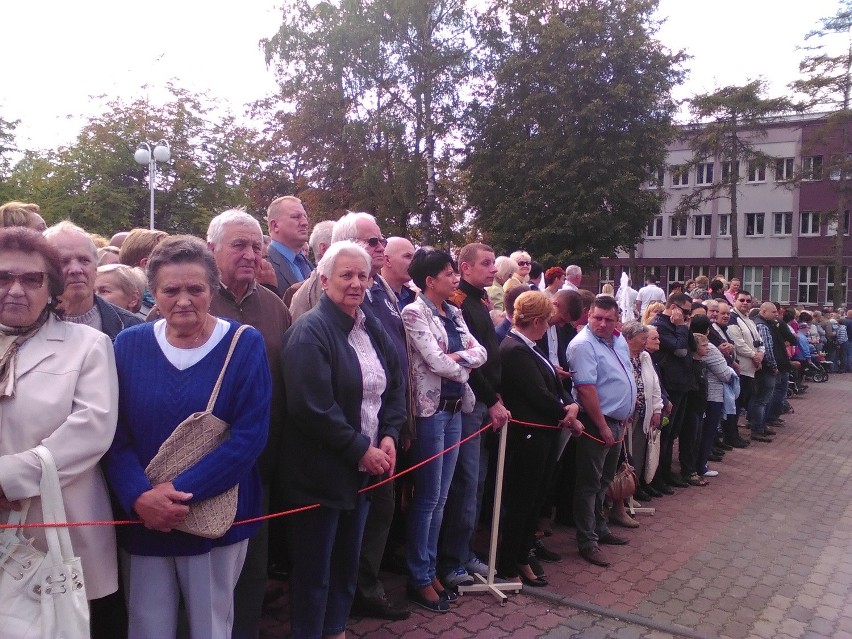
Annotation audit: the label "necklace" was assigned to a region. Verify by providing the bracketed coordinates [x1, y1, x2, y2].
[191, 316, 211, 347]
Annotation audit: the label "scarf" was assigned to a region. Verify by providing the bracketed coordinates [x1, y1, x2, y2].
[0, 309, 50, 399]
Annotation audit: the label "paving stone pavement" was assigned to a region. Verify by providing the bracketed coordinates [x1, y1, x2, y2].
[260, 374, 852, 638]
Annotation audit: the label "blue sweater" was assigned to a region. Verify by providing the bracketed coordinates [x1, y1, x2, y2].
[105, 320, 271, 556]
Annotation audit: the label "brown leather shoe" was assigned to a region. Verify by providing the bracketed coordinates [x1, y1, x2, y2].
[609, 510, 640, 529]
[579, 546, 610, 567]
[598, 532, 630, 545]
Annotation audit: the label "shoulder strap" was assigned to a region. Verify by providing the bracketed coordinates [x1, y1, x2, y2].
[206, 325, 250, 412]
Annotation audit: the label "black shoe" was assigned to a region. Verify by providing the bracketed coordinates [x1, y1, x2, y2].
[752, 432, 774, 442]
[644, 483, 663, 497]
[351, 595, 411, 620]
[665, 475, 690, 488]
[533, 539, 562, 562]
[766, 418, 786, 427]
[724, 437, 750, 449]
[518, 569, 548, 587]
[763, 428, 778, 436]
[716, 441, 734, 451]
[406, 586, 449, 613]
[526, 550, 546, 577]
[708, 453, 724, 462]
[634, 487, 653, 501]
[651, 479, 674, 495]
[599, 532, 630, 545]
[267, 563, 289, 581]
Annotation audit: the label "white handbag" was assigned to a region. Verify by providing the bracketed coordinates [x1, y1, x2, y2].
[0, 445, 90, 639]
[644, 429, 661, 485]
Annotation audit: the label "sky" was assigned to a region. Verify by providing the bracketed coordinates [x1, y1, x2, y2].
[1, 0, 844, 152]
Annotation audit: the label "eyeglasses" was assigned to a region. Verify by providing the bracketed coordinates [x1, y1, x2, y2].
[516, 260, 531, 267]
[0, 271, 47, 291]
[680, 306, 692, 317]
[362, 237, 388, 248]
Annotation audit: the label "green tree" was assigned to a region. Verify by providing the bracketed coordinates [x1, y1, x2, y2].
[0, 115, 20, 202]
[791, 0, 852, 307]
[466, 0, 685, 267]
[672, 81, 792, 277]
[261, 0, 474, 245]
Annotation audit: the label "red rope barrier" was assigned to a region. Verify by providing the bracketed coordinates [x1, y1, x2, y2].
[0, 414, 627, 531]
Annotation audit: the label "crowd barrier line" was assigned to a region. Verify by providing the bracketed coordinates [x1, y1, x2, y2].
[0, 416, 622, 530]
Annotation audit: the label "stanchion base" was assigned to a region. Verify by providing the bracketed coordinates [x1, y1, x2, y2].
[627, 498, 655, 516]
[457, 572, 522, 604]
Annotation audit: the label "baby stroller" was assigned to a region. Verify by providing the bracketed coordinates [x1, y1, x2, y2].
[803, 356, 829, 383]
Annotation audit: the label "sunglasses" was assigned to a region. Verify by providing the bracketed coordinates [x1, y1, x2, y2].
[516, 260, 531, 267]
[0, 271, 47, 291]
[362, 237, 388, 248]
[680, 306, 692, 317]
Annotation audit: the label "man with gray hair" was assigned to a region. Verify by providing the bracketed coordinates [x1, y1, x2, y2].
[562, 264, 582, 291]
[287, 219, 335, 316]
[206, 208, 292, 638]
[45, 221, 140, 340]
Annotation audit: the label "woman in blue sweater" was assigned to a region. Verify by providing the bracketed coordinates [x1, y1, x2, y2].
[105, 236, 270, 639]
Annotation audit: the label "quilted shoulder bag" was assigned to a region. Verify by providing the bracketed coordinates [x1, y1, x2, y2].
[0, 445, 90, 639]
[145, 325, 248, 539]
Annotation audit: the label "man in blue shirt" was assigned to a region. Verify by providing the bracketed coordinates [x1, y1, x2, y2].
[567, 295, 637, 567]
[265, 195, 312, 295]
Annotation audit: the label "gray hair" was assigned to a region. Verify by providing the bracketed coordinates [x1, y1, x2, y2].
[331, 211, 377, 243]
[316, 240, 371, 279]
[621, 320, 649, 341]
[309, 220, 335, 259]
[565, 264, 582, 278]
[97, 264, 147, 309]
[495, 256, 519, 283]
[206, 208, 262, 248]
[146, 235, 220, 292]
[704, 298, 719, 310]
[43, 220, 98, 258]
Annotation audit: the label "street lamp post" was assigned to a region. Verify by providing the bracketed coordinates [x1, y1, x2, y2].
[134, 140, 171, 230]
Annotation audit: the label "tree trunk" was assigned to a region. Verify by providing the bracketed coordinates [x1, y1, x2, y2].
[729, 123, 740, 279]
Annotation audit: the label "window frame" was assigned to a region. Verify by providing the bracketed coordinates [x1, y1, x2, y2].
[741, 266, 763, 301]
[745, 212, 765, 237]
[718, 214, 731, 237]
[772, 212, 793, 236]
[693, 214, 712, 237]
[803, 155, 823, 181]
[696, 162, 714, 185]
[747, 161, 767, 183]
[800, 211, 820, 236]
[797, 265, 819, 305]
[769, 266, 791, 303]
[826, 266, 849, 306]
[670, 215, 688, 238]
[775, 157, 794, 182]
[671, 165, 689, 188]
[646, 215, 663, 238]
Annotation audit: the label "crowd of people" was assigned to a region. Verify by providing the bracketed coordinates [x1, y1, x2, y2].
[0, 196, 845, 639]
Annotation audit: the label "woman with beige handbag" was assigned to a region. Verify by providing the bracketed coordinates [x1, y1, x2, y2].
[105, 236, 271, 639]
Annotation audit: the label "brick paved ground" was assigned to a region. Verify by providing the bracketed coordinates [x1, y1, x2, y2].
[260, 373, 852, 638]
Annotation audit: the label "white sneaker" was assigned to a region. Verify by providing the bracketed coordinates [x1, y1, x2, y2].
[703, 469, 719, 477]
[443, 567, 474, 588]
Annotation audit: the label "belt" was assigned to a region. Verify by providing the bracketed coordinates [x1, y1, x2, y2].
[437, 397, 463, 413]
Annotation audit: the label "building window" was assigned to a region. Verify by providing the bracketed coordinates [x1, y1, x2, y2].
[646, 216, 663, 238]
[718, 214, 730, 236]
[668, 266, 686, 290]
[774, 157, 794, 182]
[803, 155, 823, 180]
[670, 216, 688, 237]
[826, 211, 851, 236]
[647, 167, 665, 188]
[747, 161, 766, 183]
[770, 266, 791, 303]
[693, 214, 712, 237]
[745, 212, 765, 236]
[721, 161, 740, 183]
[644, 266, 661, 283]
[600, 266, 614, 291]
[741, 266, 763, 301]
[829, 153, 852, 180]
[800, 211, 820, 236]
[798, 266, 819, 304]
[671, 166, 689, 187]
[773, 212, 793, 236]
[697, 162, 714, 185]
[826, 266, 849, 306]
[692, 265, 709, 278]
[716, 266, 733, 282]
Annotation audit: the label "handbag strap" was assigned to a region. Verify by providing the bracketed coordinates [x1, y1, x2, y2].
[205, 325, 249, 413]
[33, 445, 75, 564]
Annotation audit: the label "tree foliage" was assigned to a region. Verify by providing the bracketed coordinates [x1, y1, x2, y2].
[465, 0, 685, 267]
[792, 0, 852, 307]
[261, 0, 474, 245]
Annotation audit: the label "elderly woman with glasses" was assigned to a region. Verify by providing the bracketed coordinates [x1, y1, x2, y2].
[280, 240, 406, 637]
[0, 228, 120, 637]
[503, 251, 531, 294]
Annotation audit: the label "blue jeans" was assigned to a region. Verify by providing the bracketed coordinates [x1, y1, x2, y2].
[286, 497, 370, 639]
[406, 409, 462, 587]
[747, 372, 775, 434]
[698, 401, 723, 475]
[439, 401, 488, 575]
[766, 372, 789, 422]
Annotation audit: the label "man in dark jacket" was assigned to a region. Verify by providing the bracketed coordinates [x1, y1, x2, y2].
[650, 293, 694, 493]
[440, 243, 511, 587]
[762, 302, 797, 427]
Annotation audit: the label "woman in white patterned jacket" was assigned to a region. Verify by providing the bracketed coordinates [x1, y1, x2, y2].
[401, 248, 486, 613]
